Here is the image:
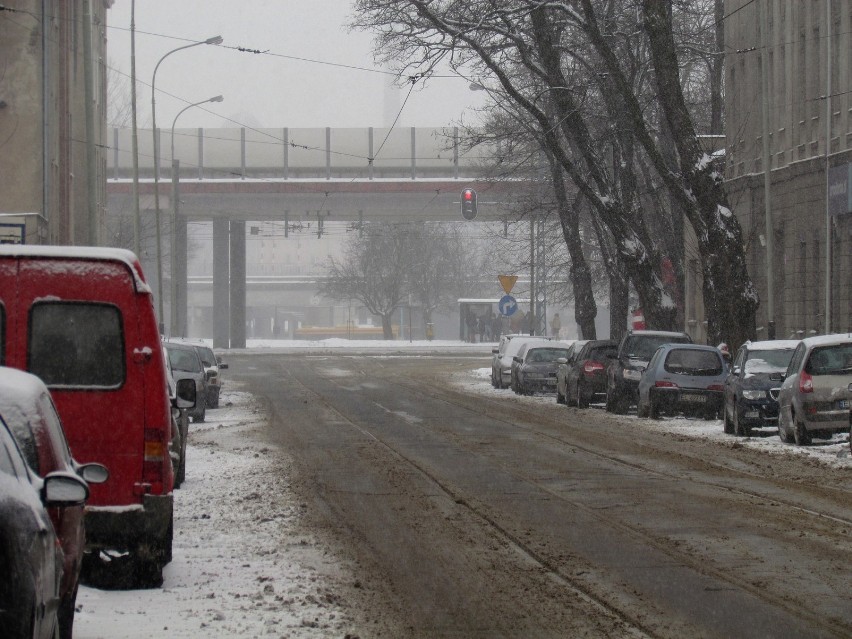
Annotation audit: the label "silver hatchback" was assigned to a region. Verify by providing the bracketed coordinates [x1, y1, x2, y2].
[776, 334, 852, 445]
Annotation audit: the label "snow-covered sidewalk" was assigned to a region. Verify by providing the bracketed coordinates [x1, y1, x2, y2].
[75, 387, 359, 638]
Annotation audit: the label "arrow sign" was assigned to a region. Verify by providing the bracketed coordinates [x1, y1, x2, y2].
[498, 275, 518, 294]
[498, 294, 518, 317]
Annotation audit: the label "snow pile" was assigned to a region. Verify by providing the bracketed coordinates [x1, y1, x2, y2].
[75, 387, 360, 638]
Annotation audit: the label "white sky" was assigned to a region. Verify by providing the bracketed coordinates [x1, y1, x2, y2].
[107, 0, 486, 130]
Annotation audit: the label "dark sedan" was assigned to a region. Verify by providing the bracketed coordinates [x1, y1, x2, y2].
[561, 340, 618, 408]
[0, 413, 89, 639]
[723, 340, 799, 436]
[1, 367, 108, 639]
[512, 343, 574, 395]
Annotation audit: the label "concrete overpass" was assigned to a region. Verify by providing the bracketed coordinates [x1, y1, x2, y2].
[106, 126, 525, 346]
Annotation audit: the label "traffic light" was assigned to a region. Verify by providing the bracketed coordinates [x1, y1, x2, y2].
[460, 188, 477, 220]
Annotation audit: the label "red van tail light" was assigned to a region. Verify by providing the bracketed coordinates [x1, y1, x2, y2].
[655, 380, 678, 388]
[143, 428, 165, 483]
[799, 371, 814, 394]
[583, 361, 605, 375]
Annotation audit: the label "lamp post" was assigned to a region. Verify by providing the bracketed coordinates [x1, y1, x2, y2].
[169, 95, 223, 336]
[151, 34, 222, 328]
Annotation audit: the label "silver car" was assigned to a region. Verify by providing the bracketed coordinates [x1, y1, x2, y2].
[776, 334, 852, 445]
[637, 344, 728, 420]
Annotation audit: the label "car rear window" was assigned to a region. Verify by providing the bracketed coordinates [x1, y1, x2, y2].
[527, 348, 570, 363]
[28, 302, 125, 388]
[664, 349, 723, 376]
[743, 348, 795, 375]
[624, 334, 690, 359]
[588, 346, 617, 361]
[804, 344, 852, 376]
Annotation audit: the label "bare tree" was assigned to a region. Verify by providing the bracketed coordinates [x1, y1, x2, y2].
[353, 0, 756, 347]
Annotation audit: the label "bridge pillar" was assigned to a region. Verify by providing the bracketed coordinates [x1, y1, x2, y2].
[212, 219, 230, 348]
[229, 221, 246, 348]
[175, 212, 188, 336]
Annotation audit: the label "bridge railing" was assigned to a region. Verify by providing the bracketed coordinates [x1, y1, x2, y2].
[109, 126, 498, 181]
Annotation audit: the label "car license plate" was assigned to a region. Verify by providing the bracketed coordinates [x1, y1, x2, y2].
[681, 393, 706, 403]
[839, 399, 849, 409]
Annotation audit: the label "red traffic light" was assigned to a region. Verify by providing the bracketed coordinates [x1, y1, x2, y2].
[460, 188, 477, 220]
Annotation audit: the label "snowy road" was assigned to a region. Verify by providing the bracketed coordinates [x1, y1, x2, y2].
[74, 342, 851, 638]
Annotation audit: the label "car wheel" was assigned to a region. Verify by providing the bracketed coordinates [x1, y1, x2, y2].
[565, 382, 577, 407]
[193, 405, 206, 423]
[733, 410, 750, 437]
[556, 385, 566, 404]
[577, 382, 590, 409]
[490, 369, 497, 388]
[793, 415, 811, 446]
[723, 404, 734, 434]
[778, 416, 791, 443]
[608, 385, 627, 415]
[637, 396, 649, 418]
[605, 382, 616, 413]
[649, 392, 662, 420]
[208, 389, 219, 409]
[58, 583, 78, 639]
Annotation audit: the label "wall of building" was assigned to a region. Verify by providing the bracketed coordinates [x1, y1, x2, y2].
[722, 0, 852, 341]
[0, 1, 111, 246]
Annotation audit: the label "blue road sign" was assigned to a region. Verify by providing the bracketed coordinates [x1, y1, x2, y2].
[499, 294, 518, 316]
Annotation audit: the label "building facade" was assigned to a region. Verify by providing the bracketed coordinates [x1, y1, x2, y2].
[0, 1, 112, 245]
[724, 0, 852, 339]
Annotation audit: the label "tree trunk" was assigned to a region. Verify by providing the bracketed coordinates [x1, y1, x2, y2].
[547, 155, 597, 340]
[640, 0, 757, 347]
[609, 262, 629, 343]
[381, 313, 394, 340]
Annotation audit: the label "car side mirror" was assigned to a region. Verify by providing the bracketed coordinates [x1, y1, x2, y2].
[175, 377, 197, 409]
[77, 462, 109, 484]
[731, 366, 741, 376]
[768, 372, 784, 382]
[42, 471, 90, 506]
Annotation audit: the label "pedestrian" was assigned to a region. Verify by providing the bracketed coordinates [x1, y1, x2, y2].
[476, 315, 485, 343]
[550, 313, 562, 339]
[465, 310, 477, 343]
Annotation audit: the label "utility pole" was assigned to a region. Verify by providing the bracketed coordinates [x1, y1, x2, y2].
[759, 0, 775, 339]
[824, 0, 833, 334]
[130, 0, 141, 255]
[82, 0, 98, 245]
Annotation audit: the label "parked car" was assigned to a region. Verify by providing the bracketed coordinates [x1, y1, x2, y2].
[637, 344, 728, 419]
[163, 341, 208, 423]
[162, 346, 196, 489]
[555, 340, 588, 404]
[560, 340, 618, 408]
[606, 330, 693, 414]
[0, 367, 109, 639]
[0, 413, 89, 639]
[495, 335, 552, 389]
[511, 342, 574, 395]
[168, 339, 227, 408]
[723, 339, 799, 436]
[0, 245, 180, 587]
[491, 334, 523, 387]
[775, 334, 852, 445]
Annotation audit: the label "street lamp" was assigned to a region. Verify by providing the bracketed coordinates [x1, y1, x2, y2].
[151, 34, 222, 328]
[169, 95, 224, 336]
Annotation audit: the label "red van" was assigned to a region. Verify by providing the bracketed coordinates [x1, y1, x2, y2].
[0, 245, 179, 587]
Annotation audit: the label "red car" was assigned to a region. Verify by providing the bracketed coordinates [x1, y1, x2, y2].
[0, 367, 108, 639]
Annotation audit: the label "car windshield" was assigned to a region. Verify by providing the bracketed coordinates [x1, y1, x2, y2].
[197, 347, 216, 367]
[664, 349, 723, 376]
[743, 348, 795, 375]
[167, 348, 202, 373]
[527, 348, 570, 363]
[625, 335, 689, 360]
[804, 344, 852, 375]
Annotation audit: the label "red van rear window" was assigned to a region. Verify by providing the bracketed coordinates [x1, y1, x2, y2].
[28, 302, 125, 388]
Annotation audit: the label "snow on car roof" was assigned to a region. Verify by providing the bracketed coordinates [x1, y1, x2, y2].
[801, 333, 852, 347]
[0, 368, 49, 432]
[0, 244, 150, 293]
[745, 340, 800, 350]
